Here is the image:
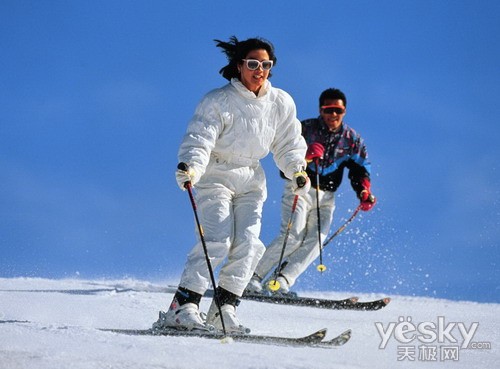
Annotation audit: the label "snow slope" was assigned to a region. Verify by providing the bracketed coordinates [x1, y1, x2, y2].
[0, 278, 498, 369]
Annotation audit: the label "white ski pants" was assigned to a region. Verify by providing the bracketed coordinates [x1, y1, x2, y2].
[179, 158, 267, 297]
[254, 181, 335, 287]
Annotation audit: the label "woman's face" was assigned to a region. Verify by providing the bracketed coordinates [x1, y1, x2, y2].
[239, 49, 271, 94]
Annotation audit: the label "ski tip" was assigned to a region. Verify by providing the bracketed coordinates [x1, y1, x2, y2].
[324, 328, 352, 346]
[315, 328, 328, 339]
[383, 297, 391, 305]
[302, 328, 328, 341]
[340, 329, 352, 341]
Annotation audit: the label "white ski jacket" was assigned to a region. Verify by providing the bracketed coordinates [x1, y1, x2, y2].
[178, 78, 307, 180]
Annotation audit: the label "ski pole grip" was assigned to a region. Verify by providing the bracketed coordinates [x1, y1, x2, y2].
[177, 162, 191, 189]
[296, 175, 306, 188]
[177, 162, 189, 171]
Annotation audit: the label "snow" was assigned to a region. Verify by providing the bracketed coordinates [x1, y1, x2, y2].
[0, 278, 498, 369]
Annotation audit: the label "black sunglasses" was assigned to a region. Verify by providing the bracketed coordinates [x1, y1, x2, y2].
[321, 106, 345, 115]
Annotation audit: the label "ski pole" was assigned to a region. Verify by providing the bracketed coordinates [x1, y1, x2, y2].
[178, 162, 226, 335]
[322, 204, 362, 248]
[314, 159, 326, 272]
[268, 194, 299, 292]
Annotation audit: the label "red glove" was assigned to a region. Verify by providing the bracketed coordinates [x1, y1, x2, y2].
[305, 142, 325, 162]
[358, 178, 376, 211]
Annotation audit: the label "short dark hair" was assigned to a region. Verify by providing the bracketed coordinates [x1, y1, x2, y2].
[215, 36, 277, 81]
[319, 88, 347, 107]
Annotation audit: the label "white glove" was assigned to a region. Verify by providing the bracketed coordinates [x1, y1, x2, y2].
[292, 171, 311, 196]
[175, 164, 198, 190]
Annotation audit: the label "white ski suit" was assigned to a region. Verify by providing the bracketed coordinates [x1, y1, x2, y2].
[177, 78, 307, 297]
[253, 181, 335, 287]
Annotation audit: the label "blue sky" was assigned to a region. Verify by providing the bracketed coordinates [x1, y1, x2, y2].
[1, 0, 499, 303]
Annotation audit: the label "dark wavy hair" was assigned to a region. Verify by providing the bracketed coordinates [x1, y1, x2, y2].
[214, 36, 277, 81]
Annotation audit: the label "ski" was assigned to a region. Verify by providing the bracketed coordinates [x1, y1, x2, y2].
[195, 288, 390, 311]
[168, 285, 390, 310]
[9, 285, 390, 311]
[240, 291, 391, 311]
[2, 319, 350, 349]
[99, 327, 351, 348]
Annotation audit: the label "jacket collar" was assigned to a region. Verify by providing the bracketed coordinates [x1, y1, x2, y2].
[230, 78, 271, 98]
[318, 116, 345, 136]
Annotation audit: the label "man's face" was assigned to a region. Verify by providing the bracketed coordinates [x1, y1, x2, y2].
[320, 98, 346, 131]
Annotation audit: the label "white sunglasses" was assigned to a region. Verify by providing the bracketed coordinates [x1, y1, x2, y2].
[242, 59, 274, 71]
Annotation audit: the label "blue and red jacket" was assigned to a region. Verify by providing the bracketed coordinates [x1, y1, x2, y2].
[301, 117, 371, 195]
